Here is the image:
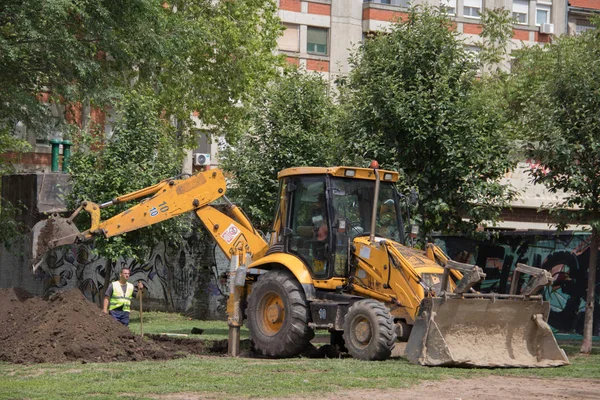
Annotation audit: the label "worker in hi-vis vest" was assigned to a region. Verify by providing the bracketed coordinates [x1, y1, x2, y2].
[102, 267, 144, 326]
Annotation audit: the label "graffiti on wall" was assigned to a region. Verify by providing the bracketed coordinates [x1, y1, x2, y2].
[435, 232, 600, 336]
[24, 224, 600, 332]
[33, 231, 229, 319]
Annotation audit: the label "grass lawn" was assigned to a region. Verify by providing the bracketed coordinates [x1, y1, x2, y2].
[127, 310, 251, 341]
[1, 311, 598, 400]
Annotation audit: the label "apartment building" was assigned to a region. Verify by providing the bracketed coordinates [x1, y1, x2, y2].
[277, 0, 568, 81]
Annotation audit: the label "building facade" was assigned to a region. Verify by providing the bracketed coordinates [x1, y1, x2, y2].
[568, 0, 600, 34]
[276, 0, 569, 81]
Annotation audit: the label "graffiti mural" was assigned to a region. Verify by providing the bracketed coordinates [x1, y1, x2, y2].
[32, 228, 230, 320]
[9, 222, 599, 331]
[435, 231, 600, 336]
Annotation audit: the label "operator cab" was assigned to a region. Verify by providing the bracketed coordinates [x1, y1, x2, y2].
[270, 166, 403, 279]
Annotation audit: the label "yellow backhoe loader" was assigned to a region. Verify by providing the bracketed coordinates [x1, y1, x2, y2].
[31, 165, 569, 367]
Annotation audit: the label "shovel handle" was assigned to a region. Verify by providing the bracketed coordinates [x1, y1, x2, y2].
[138, 282, 143, 337]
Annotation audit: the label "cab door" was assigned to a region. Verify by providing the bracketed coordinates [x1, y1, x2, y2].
[284, 175, 331, 278]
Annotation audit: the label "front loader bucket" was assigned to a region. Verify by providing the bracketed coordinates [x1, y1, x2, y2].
[405, 296, 569, 367]
[31, 214, 81, 271]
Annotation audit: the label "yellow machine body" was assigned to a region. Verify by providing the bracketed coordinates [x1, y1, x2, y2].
[31, 166, 569, 366]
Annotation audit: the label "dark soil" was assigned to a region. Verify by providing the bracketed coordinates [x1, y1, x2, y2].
[0, 288, 224, 364]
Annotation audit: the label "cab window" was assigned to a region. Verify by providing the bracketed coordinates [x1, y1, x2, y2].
[287, 176, 329, 277]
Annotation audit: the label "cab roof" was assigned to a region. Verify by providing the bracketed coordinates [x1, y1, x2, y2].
[278, 166, 400, 182]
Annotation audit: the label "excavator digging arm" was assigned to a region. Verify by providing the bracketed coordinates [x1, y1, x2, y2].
[31, 169, 268, 269]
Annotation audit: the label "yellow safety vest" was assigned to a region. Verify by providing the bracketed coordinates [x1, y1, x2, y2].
[109, 281, 134, 312]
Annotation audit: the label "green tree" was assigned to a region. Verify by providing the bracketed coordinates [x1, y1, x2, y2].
[0, 0, 282, 148]
[142, 0, 283, 143]
[509, 27, 600, 354]
[68, 88, 188, 288]
[478, 8, 514, 74]
[220, 68, 341, 230]
[339, 6, 515, 238]
[1, 0, 282, 258]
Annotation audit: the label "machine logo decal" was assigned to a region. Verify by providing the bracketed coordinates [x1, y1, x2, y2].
[221, 224, 240, 244]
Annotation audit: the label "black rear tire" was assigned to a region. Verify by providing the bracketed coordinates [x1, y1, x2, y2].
[343, 299, 396, 361]
[247, 269, 314, 357]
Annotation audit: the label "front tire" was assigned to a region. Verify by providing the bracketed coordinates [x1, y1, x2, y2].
[247, 269, 314, 357]
[343, 299, 396, 361]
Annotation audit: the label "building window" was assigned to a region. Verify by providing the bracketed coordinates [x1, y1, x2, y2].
[465, 45, 481, 73]
[441, 0, 456, 15]
[576, 19, 595, 34]
[194, 130, 211, 155]
[464, 45, 481, 55]
[307, 27, 328, 55]
[463, 0, 481, 18]
[278, 23, 300, 52]
[363, 0, 410, 5]
[512, 0, 528, 24]
[536, 5, 551, 25]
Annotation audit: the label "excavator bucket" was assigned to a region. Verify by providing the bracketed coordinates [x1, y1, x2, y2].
[31, 214, 81, 271]
[405, 295, 570, 367]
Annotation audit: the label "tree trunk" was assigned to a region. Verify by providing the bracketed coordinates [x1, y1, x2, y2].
[580, 229, 598, 354]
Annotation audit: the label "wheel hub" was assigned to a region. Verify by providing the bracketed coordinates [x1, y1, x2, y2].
[267, 303, 283, 324]
[354, 319, 372, 345]
[259, 292, 285, 335]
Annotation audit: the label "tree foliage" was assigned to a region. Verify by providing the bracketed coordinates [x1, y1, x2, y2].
[0, 122, 32, 249]
[220, 68, 341, 230]
[511, 34, 600, 223]
[0, 0, 282, 146]
[68, 88, 188, 262]
[339, 6, 515, 238]
[1, 0, 282, 260]
[508, 26, 600, 353]
[478, 8, 514, 74]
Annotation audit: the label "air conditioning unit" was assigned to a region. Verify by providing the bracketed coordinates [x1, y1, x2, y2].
[193, 153, 211, 166]
[540, 23, 554, 34]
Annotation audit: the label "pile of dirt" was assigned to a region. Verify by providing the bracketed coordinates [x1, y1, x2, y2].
[0, 288, 217, 364]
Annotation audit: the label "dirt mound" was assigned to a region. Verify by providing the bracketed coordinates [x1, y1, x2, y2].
[0, 288, 212, 364]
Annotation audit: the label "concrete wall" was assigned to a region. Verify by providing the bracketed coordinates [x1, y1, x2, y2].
[2, 173, 71, 227]
[330, 0, 363, 76]
[0, 172, 231, 319]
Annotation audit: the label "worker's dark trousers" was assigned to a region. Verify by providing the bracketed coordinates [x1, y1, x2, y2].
[109, 309, 130, 326]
